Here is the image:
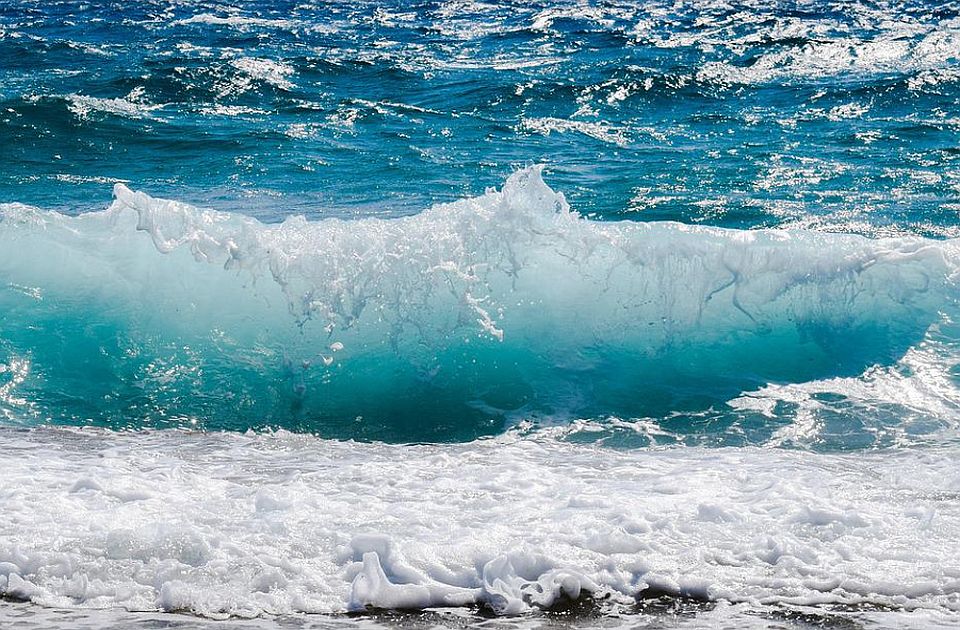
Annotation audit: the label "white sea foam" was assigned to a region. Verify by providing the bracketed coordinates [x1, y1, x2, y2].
[51, 174, 131, 185]
[66, 88, 164, 122]
[729, 333, 960, 448]
[521, 117, 629, 146]
[197, 104, 269, 117]
[698, 26, 960, 86]
[0, 427, 958, 619]
[229, 57, 296, 91]
[172, 13, 299, 31]
[530, 5, 619, 32]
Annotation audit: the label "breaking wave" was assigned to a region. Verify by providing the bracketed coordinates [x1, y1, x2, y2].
[1, 168, 958, 441]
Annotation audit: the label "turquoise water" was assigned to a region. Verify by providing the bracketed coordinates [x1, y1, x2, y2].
[3, 0, 960, 445]
[2, 3, 960, 626]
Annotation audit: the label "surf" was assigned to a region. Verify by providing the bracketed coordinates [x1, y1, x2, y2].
[1, 167, 957, 441]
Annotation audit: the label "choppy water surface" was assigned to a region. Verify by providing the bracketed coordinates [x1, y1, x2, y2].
[2, 1, 960, 629]
[2, 0, 960, 230]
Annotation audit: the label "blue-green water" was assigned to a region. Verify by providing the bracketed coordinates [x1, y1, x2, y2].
[3, 2, 960, 627]
[3, 0, 960, 445]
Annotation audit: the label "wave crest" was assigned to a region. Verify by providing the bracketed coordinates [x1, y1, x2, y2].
[0, 168, 957, 440]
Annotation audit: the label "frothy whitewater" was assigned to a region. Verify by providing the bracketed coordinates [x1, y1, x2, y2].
[1, 427, 958, 625]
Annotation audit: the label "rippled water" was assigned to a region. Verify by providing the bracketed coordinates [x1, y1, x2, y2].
[2, 0, 959, 231]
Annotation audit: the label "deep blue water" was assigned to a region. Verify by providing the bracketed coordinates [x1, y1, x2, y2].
[2, 0, 960, 230]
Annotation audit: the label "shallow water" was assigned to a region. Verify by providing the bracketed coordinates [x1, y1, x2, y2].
[1, 426, 959, 625]
[3, 600, 958, 630]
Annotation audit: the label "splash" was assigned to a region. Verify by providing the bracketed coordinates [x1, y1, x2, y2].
[0, 168, 957, 440]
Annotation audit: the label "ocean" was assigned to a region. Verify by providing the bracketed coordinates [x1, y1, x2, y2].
[1, 0, 959, 628]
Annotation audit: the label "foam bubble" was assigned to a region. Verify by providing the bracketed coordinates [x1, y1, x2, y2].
[0, 427, 958, 619]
